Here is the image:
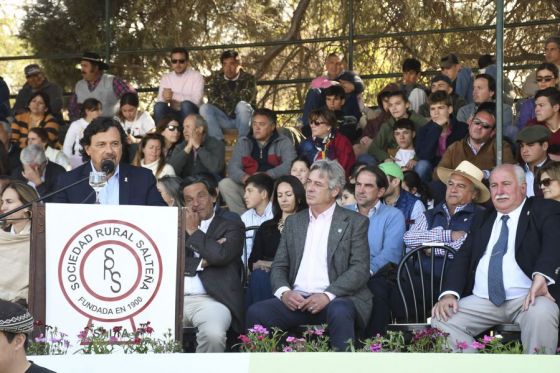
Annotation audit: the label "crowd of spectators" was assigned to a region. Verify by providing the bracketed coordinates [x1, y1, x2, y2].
[1, 37, 560, 355]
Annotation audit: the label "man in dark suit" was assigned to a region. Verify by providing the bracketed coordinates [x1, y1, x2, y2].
[12, 144, 65, 198]
[181, 176, 245, 352]
[246, 159, 372, 351]
[52, 117, 165, 205]
[432, 164, 560, 354]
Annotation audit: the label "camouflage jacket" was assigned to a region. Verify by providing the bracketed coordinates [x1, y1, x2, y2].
[205, 69, 257, 117]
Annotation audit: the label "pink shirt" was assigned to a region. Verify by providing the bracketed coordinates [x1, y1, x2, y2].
[157, 68, 204, 107]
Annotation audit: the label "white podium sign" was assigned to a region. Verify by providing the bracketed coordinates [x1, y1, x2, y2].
[45, 204, 179, 344]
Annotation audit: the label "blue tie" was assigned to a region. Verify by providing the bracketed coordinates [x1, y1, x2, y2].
[488, 215, 510, 306]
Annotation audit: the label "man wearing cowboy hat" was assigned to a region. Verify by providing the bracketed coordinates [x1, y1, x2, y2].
[68, 52, 135, 121]
[432, 163, 560, 354]
[404, 160, 489, 259]
[0, 299, 55, 372]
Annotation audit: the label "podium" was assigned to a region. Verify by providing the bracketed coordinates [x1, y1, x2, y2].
[28, 203, 186, 345]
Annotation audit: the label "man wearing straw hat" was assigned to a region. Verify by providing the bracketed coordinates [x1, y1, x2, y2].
[404, 160, 489, 257]
[0, 299, 55, 372]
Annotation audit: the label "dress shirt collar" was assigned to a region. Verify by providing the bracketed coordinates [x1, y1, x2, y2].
[309, 202, 336, 221]
[199, 212, 215, 234]
[496, 198, 526, 223]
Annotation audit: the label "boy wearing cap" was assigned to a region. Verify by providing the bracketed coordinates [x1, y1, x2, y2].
[13, 64, 64, 122]
[0, 299, 55, 372]
[517, 125, 552, 197]
[418, 74, 467, 119]
[379, 161, 425, 229]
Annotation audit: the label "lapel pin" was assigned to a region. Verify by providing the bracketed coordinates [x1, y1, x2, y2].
[124, 177, 128, 182]
[338, 228, 342, 233]
[527, 211, 530, 216]
[463, 218, 467, 221]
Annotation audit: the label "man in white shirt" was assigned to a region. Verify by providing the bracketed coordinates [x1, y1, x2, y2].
[432, 164, 560, 354]
[246, 159, 372, 351]
[154, 47, 204, 123]
[182, 176, 245, 352]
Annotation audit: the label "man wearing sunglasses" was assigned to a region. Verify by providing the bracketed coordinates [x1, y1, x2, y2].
[435, 102, 515, 182]
[522, 35, 560, 97]
[516, 125, 552, 197]
[154, 47, 204, 124]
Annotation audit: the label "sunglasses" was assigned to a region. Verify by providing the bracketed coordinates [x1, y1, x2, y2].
[539, 178, 555, 187]
[536, 76, 555, 83]
[310, 120, 328, 126]
[472, 118, 494, 130]
[171, 59, 186, 64]
[166, 125, 179, 131]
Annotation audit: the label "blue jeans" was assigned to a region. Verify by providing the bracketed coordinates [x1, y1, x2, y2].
[200, 101, 253, 140]
[154, 100, 199, 124]
[245, 269, 273, 308]
[414, 160, 434, 183]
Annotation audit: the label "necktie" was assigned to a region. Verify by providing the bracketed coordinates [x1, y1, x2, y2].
[488, 215, 510, 306]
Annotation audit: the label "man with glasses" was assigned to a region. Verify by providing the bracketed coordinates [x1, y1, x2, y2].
[435, 102, 515, 181]
[200, 50, 256, 141]
[522, 36, 560, 97]
[154, 47, 204, 124]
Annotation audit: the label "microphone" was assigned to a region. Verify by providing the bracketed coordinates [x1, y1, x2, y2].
[101, 159, 115, 174]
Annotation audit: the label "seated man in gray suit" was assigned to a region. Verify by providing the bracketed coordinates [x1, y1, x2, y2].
[246, 159, 372, 351]
[182, 176, 245, 352]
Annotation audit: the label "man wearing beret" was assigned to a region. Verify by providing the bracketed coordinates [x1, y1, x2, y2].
[0, 299, 55, 372]
[517, 125, 553, 197]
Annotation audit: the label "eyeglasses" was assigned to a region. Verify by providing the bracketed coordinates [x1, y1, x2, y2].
[166, 125, 179, 131]
[536, 76, 555, 83]
[310, 120, 328, 126]
[539, 178, 555, 187]
[171, 59, 186, 64]
[472, 118, 494, 130]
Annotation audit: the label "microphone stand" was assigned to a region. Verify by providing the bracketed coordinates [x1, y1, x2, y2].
[0, 175, 90, 221]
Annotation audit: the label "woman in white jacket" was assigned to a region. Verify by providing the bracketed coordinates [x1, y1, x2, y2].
[63, 98, 102, 169]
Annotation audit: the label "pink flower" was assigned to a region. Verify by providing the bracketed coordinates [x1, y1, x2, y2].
[249, 324, 268, 335]
[133, 337, 141, 344]
[471, 341, 486, 350]
[456, 341, 469, 351]
[238, 335, 251, 344]
[369, 343, 382, 352]
[283, 346, 293, 352]
[77, 331, 88, 340]
[112, 326, 122, 334]
[314, 328, 325, 336]
[286, 336, 296, 343]
[146, 326, 154, 334]
[483, 335, 495, 344]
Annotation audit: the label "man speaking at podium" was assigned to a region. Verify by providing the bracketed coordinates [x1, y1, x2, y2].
[52, 117, 165, 206]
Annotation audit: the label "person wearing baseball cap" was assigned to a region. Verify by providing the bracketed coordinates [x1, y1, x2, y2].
[517, 125, 552, 197]
[0, 299, 56, 372]
[379, 161, 425, 229]
[418, 73, 467, 118]
[13, 64, 64, 122]
[67, 52, 135, 121]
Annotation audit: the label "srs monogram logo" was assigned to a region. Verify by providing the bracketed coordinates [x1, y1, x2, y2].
[58, 220, 163, 322]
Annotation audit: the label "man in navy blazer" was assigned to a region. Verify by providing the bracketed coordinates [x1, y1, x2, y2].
[52, 117, 165, 206]
[432, 164, 560, 354]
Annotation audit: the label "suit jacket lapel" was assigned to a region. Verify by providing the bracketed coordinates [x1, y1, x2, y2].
[292, 212, 309, 278]
[515, 199, 532, 253]
[327, 206, 349, 265]
[475, 210, 496, 260]
[119, 163, 130, 205]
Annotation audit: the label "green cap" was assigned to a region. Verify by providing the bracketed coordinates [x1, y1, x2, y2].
[516, 125, 551, 144]
[379, 161, 404, 181]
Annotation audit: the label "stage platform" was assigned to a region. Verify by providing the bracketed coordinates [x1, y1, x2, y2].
[32, 352, 560, 373]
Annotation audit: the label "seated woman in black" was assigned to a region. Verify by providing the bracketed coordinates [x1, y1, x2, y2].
[246, 175, 307, 306]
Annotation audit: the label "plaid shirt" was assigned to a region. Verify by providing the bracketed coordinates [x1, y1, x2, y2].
[403, 203, 469, 257]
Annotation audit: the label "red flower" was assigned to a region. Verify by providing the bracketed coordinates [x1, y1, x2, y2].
[134, 337, 142, 344]
[34, 320, 44, 327]
[146, 326, 154, 334]
[112, 326, 122, 334]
